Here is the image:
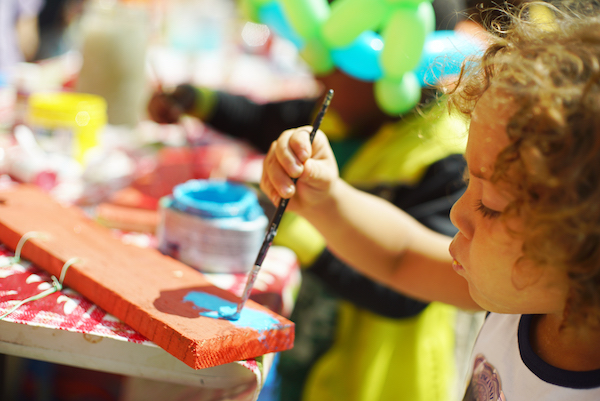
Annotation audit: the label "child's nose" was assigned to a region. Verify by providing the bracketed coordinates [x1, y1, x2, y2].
[450, 194, 473, 240]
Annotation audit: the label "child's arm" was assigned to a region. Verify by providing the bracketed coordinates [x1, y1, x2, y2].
[261, 126, 480, 310]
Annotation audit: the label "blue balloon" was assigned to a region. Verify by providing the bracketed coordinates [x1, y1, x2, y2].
[258, 1, 305, 49]
[331, 31, 383, 81]
[414, 30, 483, 87]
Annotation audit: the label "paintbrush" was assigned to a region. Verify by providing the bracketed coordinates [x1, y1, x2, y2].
[219, 89, 334, 320]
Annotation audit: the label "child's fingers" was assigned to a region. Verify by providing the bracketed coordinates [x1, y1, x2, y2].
[303, 158, 330, 184]
[301, 129, 338, 184]
[259, 167, 281, 205]
[287, 127, 313, 163]
[310, 129, 332, 158]
[261, 126, 336, 207]
[262, 141, 297, 200]
[274, 128, 311, 179]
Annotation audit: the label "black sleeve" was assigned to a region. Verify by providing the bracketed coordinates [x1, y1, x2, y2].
[307, 154, 467, 318]
[205, 92, 319, 153]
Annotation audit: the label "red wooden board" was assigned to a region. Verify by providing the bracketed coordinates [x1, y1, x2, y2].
[0, 184, 294, 369]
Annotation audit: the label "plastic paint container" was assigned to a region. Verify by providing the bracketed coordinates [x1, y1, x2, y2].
[76, 2, 149, 126]
[27, 91, 107, 164]
[157, 179, 268, 274]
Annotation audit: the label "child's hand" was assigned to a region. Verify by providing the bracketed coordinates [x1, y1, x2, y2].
[260, 126, 339, 212]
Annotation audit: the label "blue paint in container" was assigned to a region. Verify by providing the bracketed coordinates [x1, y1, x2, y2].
[172, 180, 264, 225]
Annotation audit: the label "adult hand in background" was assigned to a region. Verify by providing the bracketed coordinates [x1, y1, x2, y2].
[147, 84, 197, 124]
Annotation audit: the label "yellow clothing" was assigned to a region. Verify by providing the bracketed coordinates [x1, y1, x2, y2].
[277, 100, 469, 401]
[342, 103, 468, 186]
[304, 302, 458, 401]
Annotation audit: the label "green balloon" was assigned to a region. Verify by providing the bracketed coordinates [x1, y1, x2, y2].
[249, 0, 273, 6]
[322, 0, 389, 48]
[418, 1, 436, 35]
[380, 3, 434, 79]
[239, 0, 260, 22]
[280, 0, 331, 41]
[384, 0, 433, 5]
[375, 72, 421, 115]
[300, 37, 335, 75]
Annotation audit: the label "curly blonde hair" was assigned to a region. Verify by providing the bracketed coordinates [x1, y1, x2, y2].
[449, 2, 600, 325]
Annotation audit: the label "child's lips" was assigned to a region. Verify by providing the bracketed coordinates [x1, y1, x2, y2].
[452, 259, 464, 272]
[448, 241, 465, 272]
[448, 246, 464, 272]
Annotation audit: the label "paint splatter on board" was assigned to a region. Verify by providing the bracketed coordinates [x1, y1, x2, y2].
[183, 291, 281, 331]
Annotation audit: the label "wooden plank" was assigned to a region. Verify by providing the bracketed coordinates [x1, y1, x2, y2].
[95, 203, 159, 233]
[0, 184, 294, 369]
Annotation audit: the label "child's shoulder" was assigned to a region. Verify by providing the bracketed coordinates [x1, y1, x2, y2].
[464, 313, 600, 399]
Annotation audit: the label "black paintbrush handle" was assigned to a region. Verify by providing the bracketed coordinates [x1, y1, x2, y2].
[253, 88, 334, 266]
[232, 89, 334, 316]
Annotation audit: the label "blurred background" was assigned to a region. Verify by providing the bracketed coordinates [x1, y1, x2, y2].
[0, 0, 490, 400]
[0, 1, 315, 400]
[0, 0, 318, 207]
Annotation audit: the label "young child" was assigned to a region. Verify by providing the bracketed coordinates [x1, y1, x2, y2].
[260, 3, 600, 399]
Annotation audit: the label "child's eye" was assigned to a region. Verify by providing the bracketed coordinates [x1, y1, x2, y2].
[475, 200, 501, 219]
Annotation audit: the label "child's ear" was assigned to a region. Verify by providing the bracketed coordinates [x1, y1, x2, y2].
[511, 258, 544, 290]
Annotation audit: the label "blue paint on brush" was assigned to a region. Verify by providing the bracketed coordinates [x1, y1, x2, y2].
[183, 291, 280, 331]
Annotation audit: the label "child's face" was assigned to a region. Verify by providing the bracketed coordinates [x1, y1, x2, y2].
[449, 90, 569, 315]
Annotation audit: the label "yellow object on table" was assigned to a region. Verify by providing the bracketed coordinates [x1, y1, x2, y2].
[27, 92, 107, 164]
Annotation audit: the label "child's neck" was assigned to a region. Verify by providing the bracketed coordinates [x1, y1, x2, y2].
[531, 313, 600, 371]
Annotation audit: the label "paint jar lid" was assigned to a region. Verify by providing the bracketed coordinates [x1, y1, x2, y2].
[172, 179, 263, 221]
